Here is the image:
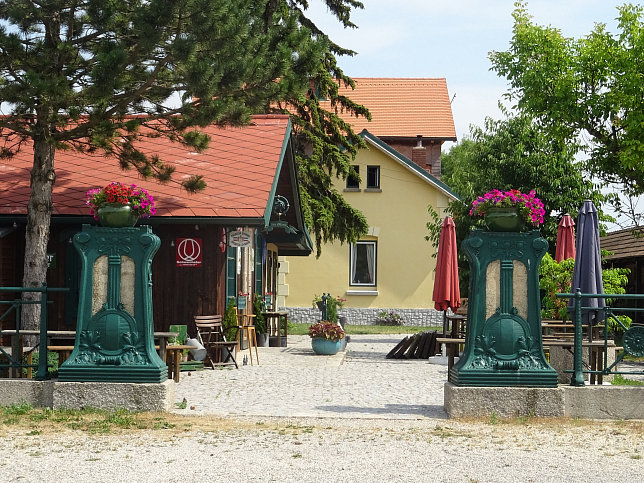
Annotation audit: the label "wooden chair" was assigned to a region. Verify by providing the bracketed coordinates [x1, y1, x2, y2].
[194, 315, 238, 369]
[237, 310, 259, 365]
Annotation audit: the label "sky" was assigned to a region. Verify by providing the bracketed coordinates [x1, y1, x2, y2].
[309, 0, 624, 142]
[308, 0, 634, 228]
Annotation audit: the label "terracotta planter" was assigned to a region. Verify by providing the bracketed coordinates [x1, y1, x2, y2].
[97, 203, 138, 228]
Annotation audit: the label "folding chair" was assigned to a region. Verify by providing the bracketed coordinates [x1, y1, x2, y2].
[194, 315, 238, 369]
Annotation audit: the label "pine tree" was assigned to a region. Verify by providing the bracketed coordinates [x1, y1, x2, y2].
[0, 0, 365, 329]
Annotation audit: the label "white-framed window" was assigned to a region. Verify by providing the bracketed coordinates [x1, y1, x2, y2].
[350, 241, 377, 286]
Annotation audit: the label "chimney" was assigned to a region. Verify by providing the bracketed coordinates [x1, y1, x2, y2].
[411, 135, 429, 172]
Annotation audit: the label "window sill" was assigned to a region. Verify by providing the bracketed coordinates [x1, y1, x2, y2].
[364, 188, 382, 192]
[346, 290, 378, 296]
[343, 188, 361, 192]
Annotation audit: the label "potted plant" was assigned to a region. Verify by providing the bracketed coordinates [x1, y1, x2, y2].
[308, 320, 345, 355]
[223, 298, 239, 347]
[252, 293, 269, 347]
[86, 182, 156, 227]
[312, 294, 345, 324]
[469, 189, 544, 232]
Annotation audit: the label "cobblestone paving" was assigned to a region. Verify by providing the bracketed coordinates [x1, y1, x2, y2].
[172, 334, 449, 419]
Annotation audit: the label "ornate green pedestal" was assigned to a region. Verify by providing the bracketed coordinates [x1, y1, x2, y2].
[58, 225, 167, 383]
[449, 230, 557, 387]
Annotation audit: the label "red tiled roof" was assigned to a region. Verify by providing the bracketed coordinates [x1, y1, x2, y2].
[321, 78, 456, 140]
[0, 115, 290, 219]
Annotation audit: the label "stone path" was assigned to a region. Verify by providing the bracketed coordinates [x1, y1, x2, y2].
[173, 334, 449, 419]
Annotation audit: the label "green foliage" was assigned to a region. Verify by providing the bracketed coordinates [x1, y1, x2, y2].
[376, 311, 404, 326]
[223, 298, 238, 342]
[538, 251, 631, 333]
[1, 0, 368, 324]
[274, 55, 370, 255]
[441, 112, 603, 252]
[611, 374, 644, 386]
[252, 294, 267, 335]
[433, 111, 602, 291]
[489, 3, 644, 217]
[312, 294, 345, 324]
[539, 253, 575, 321]
[308, 321, 345, 342]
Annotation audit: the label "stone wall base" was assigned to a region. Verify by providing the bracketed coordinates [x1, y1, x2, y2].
[284, 307, 444, 326]
[445, 383, 644, 420]
[444, 383, 565, 418]
[0, 379, 174, 412]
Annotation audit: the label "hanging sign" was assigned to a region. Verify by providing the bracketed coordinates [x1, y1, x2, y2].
[228, 231, 252, 248]
[176, 238, 202, 267]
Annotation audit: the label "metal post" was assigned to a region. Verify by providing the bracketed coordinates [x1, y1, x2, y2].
[321, 293, 330, 321]
[571, 289, 585, 386]
[36, 284, 49, 381]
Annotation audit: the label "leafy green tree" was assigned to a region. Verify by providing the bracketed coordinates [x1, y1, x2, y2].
[440, 112, 602, 249]
[489, 2, 644, 222]
[0, 0, 367, 329]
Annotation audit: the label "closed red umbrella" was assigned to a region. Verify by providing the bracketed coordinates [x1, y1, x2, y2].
[555, 214, 576, 262]
[433, 216, 460, 312]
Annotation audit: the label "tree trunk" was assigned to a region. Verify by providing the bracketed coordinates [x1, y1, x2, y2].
[21, 129, 56, 334]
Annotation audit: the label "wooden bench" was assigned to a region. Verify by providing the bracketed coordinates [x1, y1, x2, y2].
[47, 345, 75, 366]
[542, 339, 618, 384]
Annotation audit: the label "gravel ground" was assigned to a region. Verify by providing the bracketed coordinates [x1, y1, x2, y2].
[1, 335, 643, 482]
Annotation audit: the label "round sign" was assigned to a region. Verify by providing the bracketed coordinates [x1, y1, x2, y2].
[177, 238, 201, 262]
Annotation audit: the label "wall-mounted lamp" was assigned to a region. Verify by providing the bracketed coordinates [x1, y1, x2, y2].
[170, 240, 175, 247]
[194, 224, 200, 231]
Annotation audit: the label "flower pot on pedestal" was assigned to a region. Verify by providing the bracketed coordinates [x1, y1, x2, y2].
[97, 203, 139, 228]
[484, 207, 523, 232]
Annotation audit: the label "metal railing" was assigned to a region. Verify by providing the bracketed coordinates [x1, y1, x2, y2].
[557, 290, 644, 386]
[0, 284, 68, 380]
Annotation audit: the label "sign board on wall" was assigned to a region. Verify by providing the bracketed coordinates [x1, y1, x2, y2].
[176, 238, 202, 267]
[228, 231, 252, 248]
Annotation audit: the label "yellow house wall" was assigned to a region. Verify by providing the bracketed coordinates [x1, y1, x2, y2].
[282, 143, 454, 309]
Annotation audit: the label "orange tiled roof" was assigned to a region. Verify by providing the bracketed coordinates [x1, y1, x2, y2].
[0, 115, 290, 219]
[321, 78, 456, 140]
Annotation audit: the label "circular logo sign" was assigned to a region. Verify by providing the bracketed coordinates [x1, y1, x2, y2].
[176, 238, 202, 266]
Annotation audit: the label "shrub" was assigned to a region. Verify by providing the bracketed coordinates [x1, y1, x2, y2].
[376, 310, 404, 326]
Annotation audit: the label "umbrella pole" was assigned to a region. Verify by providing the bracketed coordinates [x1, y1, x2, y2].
[571, 289, 585, 386]
[442, 310, 448, 337]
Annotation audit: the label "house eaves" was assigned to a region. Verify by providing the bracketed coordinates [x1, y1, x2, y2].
[359, 130, 460, 201]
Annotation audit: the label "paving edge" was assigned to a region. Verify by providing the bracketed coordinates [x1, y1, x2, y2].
[444, 383, 644, 419]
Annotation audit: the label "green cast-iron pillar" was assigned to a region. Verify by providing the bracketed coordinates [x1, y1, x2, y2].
[58, 225, 167, 383]
[449, 230, 558, 387]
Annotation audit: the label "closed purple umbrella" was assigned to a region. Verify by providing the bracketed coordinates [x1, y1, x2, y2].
[569, 200, 604, 323]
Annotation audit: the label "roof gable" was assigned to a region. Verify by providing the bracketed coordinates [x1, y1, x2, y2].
[0, 115, 292, 222]
[322, 78, 456, 140]
[359, 130, 459, 201]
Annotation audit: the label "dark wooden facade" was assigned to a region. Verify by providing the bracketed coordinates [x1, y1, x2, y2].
[601, 228, 644, 323]
[0, 222, 237, 338]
